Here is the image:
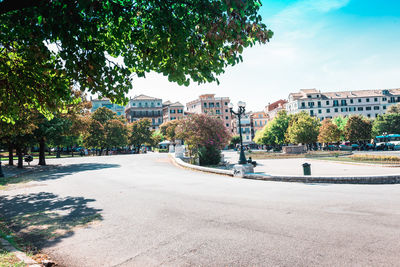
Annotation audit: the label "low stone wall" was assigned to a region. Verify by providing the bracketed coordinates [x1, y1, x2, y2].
[282, 145, 307, 154]
[170, 154, 400, 184]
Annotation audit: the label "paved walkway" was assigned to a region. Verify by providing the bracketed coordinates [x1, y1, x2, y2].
[224, 151, 400, 176]
[1, 153, 400, 266]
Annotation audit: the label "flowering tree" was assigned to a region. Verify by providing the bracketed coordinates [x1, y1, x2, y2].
[176, 114, 230, 164]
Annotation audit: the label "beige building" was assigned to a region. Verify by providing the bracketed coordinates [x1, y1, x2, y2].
[162, 101, 185, 122]
[264, 99, 288, 122]
[125, 94, 163, 130]
[286, 88, 400, 120]
[186, 94, 232, 129]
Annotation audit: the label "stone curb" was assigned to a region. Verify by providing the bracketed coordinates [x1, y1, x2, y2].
[170, 154, 400, 184]
[171, 155, 233, 176]
[0, 238, 41, 267]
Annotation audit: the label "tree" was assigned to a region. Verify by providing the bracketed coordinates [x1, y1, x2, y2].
[372, 113, 400, 137]
[150, 130, 165, 148]
[318, 119, 341, 144]
[1, 0, 273, 121]
[387, 103, 400, 114]
[84, 119, 106, 155]
[175, 114, 230, 162]
[344, 115, 372, 142]
[332, 115, 348, 141]
[159, 120, 179, 142]
[129, 119, 152, 152]
[287, 112, 320, 145]
[229, 135, 241, 147]
[256, 110, 290, 147]
[104, 119, 129, 152]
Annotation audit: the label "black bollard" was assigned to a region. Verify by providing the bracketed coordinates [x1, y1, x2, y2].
[0, 157, 4, 178]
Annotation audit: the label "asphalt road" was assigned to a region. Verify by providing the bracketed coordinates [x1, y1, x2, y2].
[1, 153, 400, 266]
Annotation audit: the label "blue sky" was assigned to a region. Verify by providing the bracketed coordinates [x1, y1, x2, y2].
[130, 0, 400, 112]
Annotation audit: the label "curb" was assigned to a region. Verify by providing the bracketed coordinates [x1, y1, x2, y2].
[0, 238, 41, 267]
[171, 155, 233, 176]
[170, 154, 400, 184]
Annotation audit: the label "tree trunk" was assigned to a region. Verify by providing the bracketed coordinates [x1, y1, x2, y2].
[38, 137, 46, 165]
[16, 147, 23, 169]
[71, 149, 74, 157]
[8, 142, 13, 166]
[56, 146, 61, 158]
[106, 148, 109, 155]
[99, 148, 103, 156]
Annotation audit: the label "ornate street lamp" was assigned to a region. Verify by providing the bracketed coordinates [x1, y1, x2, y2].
[228, 101, 247, 164]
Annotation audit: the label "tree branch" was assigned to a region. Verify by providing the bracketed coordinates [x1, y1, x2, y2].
[0, 0, 39, 15]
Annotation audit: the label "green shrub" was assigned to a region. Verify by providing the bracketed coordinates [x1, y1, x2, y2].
[198, 146, 221, 166]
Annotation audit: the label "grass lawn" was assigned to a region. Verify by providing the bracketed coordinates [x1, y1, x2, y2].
[316, 156, 400, 165]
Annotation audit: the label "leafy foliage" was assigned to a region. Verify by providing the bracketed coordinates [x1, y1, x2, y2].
[1, 0, 272, 120]
[255, 110, 289, 146]
[318, 119, 341, 143]
[129, 119, 152, 151]
[387, 103, 400, 114]
[332, 115, 348, 141]
[287, 112, 320, 144]
[229, 135, 241, 146]
[372, 113, 400, 137]
[344, 115, 372, 141]
[159, 120, 179, 142]
[198, 146, 221, 166]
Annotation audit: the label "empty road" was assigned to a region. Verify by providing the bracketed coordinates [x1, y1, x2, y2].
[1, 153, 400, 266]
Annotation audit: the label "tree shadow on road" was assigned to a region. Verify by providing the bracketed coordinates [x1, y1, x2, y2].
[0, 163, 120, 187]
[0, 192, 102, 251]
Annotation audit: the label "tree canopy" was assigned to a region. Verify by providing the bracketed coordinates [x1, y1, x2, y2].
[318, 119, 341, 144]
[286, 111, 320, 145]
[372, 113, 400, 137]
[1, 0, 272, 121]
[344, 115, 372, 142]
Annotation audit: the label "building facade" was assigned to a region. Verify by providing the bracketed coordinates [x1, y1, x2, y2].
[125, 95, 163, 130]
[91, 98, 125, 116]
[265, 99, 287, 122]
[186, 94, 232, 129]
[231, 112, 254, 145]
[162, 101, 185, 122]
[286, 88, 400, 120]
[251, 111, 268, 133]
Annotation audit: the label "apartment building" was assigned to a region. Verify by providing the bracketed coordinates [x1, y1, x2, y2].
[252, 111, 268, 133]
[186, 94, 232, 129]
[231, 112, 254, 145]
[125, 94, 163, 130]
[162, 101, 185, 122]
[286, 88, 400, 120]
[264, 99, 287, 122]
[91, 98, 125, 116]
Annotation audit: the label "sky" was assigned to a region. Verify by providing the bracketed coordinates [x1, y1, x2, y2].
[128, 0, 400, 112]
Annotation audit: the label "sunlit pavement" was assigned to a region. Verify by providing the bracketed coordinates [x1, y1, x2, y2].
[1, 153, 400, 266]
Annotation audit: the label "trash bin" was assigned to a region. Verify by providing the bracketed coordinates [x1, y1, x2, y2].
[302, 163, 311, 176]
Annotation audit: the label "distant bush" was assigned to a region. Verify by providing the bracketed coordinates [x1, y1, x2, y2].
[350, 154, 400, 162]
[198, 146, 221, 166]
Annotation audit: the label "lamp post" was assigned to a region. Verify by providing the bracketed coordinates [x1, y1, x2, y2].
[228, 101, 247, 164]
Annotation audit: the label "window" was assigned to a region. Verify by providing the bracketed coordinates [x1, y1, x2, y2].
[203, 103, 207, 108]
[308, 102, 314, 107]
[374, 106, 379, 110]
[326, 109, 330, 113]
[334, 108, 338, 112]
[326, 101, 330, 105]
[216, 110, 220, 114]
[333, 100, 339, 106]
[226, 123, 229, 127]
[171, 117, 176, 120]
[301, 102, 305, 108]
[317, 101, 321, 107]
[310, 110, 314, 116]
[225, 109, 228, 113]
[209, 102, 214, 108]
[170, 109, 176, 113]
[254, 121, 257, 126]
[225, 116, 229, 120]
[350, 99, 354, 104]
[374, 98, 378, 102]
[358, 107, 363, 111]
[358, 99, 362, 103]
[151, 102, 154, 107]
[383, 97, 387, 101]
[225, 102, 228, 105]
[341, 100, 347, 106]
[367, 114, 371, 118]
[139, 102, 142, 107]
[383, 105, 387, 110]
[216, 102, 220, 107]
[145, 102, 148, 107]
[366, 107, 371, 111]
[318, 109, 322, 114]
[366, 98, 370, 102]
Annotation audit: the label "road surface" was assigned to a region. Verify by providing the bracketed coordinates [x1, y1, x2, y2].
[1, 153, 400, 266]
